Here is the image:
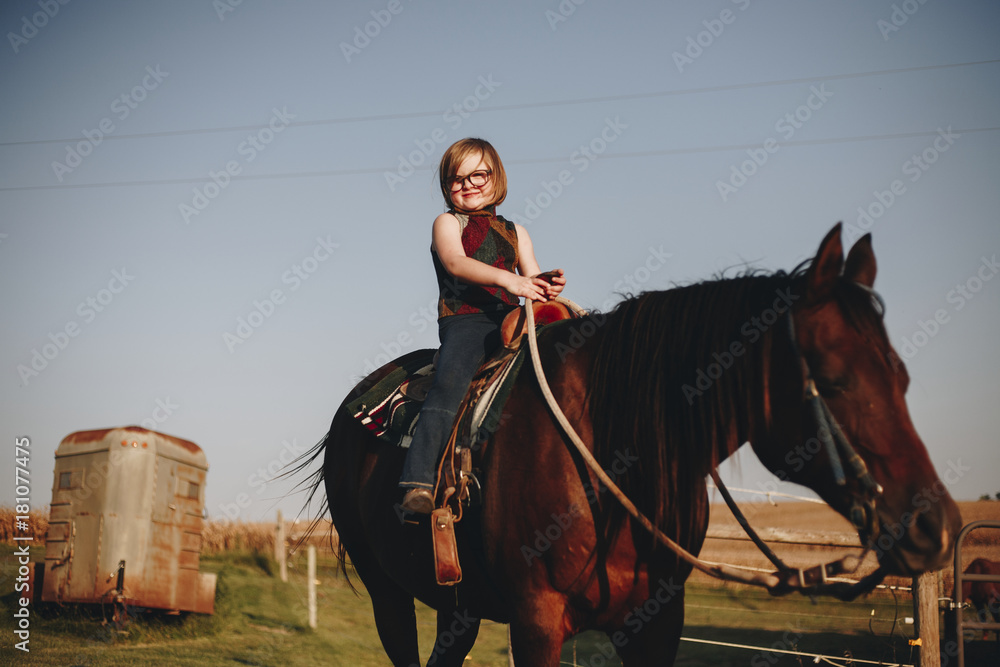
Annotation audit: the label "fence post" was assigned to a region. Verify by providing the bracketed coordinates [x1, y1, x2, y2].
[915, 571, 941, 667]
[308, 545, 317, 629]
[275, 510, 288, 583]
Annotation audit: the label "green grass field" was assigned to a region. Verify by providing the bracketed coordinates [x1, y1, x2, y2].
[2, 544, 989, 667]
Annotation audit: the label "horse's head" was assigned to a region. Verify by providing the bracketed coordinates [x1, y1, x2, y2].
[755, 224, 962, 577]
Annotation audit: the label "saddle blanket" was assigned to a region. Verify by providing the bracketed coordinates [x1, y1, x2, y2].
[346, 347, 526, 448]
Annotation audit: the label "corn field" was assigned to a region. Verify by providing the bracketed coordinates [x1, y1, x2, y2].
[201, 517, 339, 555]
[0, 506, 48, 542]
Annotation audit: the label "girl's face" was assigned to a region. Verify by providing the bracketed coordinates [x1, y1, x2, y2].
[448, 152, 495, 213]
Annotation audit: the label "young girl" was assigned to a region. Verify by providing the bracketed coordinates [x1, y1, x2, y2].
[399, 138, 566, 514]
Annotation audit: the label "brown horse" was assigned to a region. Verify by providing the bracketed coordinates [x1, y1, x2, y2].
[309, 224, 962, 666]
[963, 558, 1000, 625]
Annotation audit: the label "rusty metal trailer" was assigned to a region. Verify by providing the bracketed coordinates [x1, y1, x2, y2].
[41, 426, 216, 614]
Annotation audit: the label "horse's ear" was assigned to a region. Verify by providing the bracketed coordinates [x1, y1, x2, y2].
[805, 223, 844, 300]
[844, 233, 877, 287]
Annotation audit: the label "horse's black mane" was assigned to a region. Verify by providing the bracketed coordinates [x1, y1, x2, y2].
[586, 265, 807, 552]
[585, 258, 890, 553]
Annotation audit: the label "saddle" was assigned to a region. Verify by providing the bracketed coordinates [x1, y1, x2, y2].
[347, 299, 583, 585]
[346, 299, 580, 450]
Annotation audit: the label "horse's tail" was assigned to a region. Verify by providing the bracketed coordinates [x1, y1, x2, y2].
[279, 429, 358, 591]
[285, 355, 427, 592]
[281, 415, 362, 593]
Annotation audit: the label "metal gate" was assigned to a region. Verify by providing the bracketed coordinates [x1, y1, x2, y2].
[953, 519, 1000, 667]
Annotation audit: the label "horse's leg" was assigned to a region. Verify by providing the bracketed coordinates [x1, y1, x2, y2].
[340, 518, 420, 667]
[344, 540, 421, 667]
[506, 593, 569, 667]
[426, 608, 481, 667]
[614, 587, 686, 667]
[325, 408, 424, 666]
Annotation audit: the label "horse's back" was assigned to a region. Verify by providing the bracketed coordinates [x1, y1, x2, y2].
[963, 558, 1000, 605]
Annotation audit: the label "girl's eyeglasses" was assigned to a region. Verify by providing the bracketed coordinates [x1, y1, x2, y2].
[450, 169, 491, 192]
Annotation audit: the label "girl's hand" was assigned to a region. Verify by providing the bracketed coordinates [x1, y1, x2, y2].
[505, 274, 552, 302]
[534, 269, 566, 299]
[506, 270, 566, 302]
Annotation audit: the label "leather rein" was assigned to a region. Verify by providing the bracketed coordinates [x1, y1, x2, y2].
[524, 295, 886, 600]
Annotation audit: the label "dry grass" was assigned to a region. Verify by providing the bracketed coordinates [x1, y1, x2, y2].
[952, 501, 1000, 547]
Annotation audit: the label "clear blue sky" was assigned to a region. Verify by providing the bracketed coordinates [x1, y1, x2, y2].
[2, 1, 998, 523]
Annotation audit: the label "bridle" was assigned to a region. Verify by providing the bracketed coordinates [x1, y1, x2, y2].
[784, 288, 884, 543]
[524, 290, 887, 600]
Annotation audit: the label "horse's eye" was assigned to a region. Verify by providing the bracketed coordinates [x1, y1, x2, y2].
[816, 378, 849, 396]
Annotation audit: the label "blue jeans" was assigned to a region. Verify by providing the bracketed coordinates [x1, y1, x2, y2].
[399, 311, 508, 490]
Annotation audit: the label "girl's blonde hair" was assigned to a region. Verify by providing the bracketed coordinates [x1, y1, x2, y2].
[438, 138, 508, 209]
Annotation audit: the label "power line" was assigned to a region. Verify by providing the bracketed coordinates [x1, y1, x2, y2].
[1, 59, 996, 148]
[2, 126, 996, 193]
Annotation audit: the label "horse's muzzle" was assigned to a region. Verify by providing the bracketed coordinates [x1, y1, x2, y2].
[874, 499, 960, 575]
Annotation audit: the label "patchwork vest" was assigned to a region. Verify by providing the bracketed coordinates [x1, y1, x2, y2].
[433, 207, 520, 318]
